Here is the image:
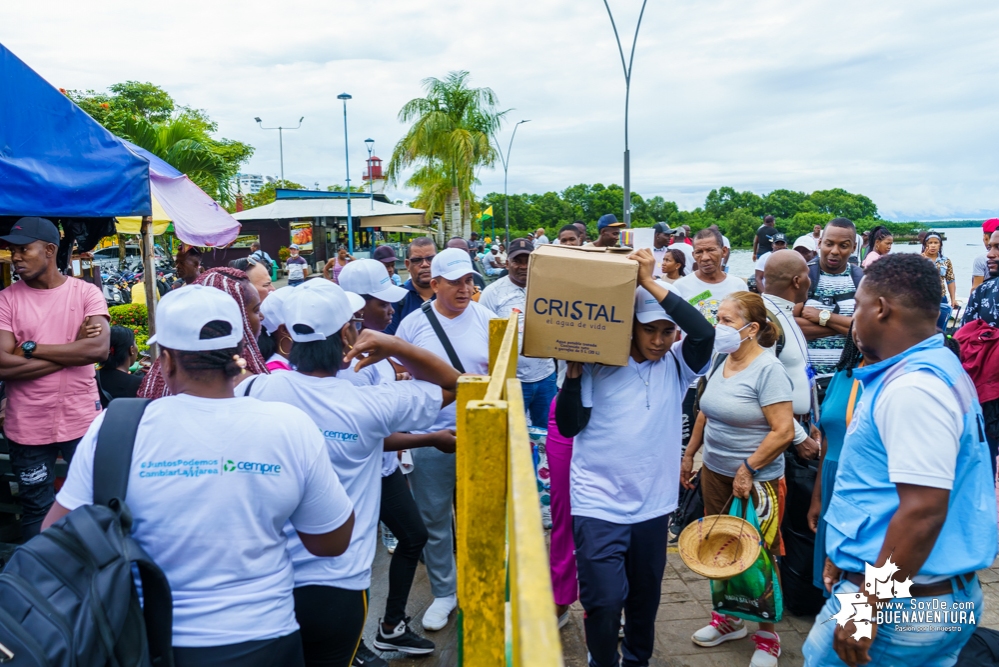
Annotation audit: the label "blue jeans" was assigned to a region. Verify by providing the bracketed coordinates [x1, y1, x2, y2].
[803, 577, 982, 667]
[521, 372, 557, 427]
[937, 302, 952, 331]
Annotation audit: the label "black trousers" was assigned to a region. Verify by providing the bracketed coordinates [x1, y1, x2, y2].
[173, 631, 304, 667]
[574, 513, 671, 667]
[380, 467, 429, 626]
[294, 585, 367, 667]
[6, 437, 80, 540]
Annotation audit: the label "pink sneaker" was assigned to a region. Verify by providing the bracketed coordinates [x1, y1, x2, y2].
[750, 631, 781, 667]
[691, 611, 747, 647]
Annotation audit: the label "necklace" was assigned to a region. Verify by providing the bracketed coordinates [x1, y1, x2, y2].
[634, 361, 652, 409]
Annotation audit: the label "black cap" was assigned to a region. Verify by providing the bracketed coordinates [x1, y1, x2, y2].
[653, 222, 676, 235]
[1, 217, 61, 246]
[507, 238, 534, 260]
[772, 233, 787, 244]
[372, 245, 398, 263]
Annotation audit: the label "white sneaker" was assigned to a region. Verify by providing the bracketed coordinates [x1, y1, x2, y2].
[691, 612, 747, 647]
[750, 631, 780, 667]
[422, 595, 457, 631]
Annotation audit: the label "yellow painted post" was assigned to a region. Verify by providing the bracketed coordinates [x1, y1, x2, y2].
[459, 399, 509, 667]
[455, 375, 490, 607]
[488, 318, 507, 376]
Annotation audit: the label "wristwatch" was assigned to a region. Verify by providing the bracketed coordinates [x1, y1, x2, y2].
[20, 341, 36, 359]
[818, 310, 832, 327]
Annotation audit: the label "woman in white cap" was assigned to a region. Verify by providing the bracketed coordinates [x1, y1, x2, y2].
[554, 249, 715, 667]
[257, 286, 295, 372]
[44, 285, 356, 667]
[393, 247, 493, 631]
[240, 281, 461, 667]
[338, 259, 449, 661]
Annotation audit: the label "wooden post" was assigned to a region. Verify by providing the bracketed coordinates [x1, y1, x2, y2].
[140, 215, 157, 341]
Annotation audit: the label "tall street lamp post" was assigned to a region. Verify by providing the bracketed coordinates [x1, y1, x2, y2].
[337, 93, 354, 254]
[364, 138, 375, 211]
[254, 116, 304, 182]
[603, 0, 648, 226]
[494, 119, 530, 246]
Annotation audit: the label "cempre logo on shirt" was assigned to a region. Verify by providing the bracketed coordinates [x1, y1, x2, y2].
[322, 429, 360, 442]
[223, 459, 283, 475]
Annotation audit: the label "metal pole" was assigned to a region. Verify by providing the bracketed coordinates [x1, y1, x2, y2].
[603, 0, 648, 226]
[495, 120, 529, 246]
[339, 94, 354, 255]
[278, 127, 284, 182]
[367, 143, 375, 210]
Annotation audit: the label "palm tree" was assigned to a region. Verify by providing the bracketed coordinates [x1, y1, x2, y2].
[386, 71, 507, 240]
[121, 116, 235, 206]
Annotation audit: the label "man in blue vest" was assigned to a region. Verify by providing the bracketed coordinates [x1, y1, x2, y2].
[804, 253, 998, 667]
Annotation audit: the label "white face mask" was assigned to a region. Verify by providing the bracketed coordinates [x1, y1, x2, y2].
[714, 322, 751, 354]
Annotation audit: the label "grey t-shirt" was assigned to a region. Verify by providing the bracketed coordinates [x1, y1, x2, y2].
[699, 352, 793, 481]
[973, 253, 988, 278]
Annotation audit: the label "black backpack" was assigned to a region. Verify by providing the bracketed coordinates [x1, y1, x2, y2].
[0, 399, 174, 667]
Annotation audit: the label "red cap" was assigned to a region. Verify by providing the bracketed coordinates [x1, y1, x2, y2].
[984, 219, 999, 234]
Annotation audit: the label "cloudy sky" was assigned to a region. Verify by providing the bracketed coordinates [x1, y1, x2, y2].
[3, 1, 998, 220]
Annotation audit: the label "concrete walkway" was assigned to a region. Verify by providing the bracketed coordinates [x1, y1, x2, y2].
[367, 545, 999, 667]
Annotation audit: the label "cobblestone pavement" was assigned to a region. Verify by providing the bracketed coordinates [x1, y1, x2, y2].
[366, 546, 999, 667]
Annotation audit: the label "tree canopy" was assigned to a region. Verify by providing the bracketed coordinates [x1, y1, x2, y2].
[66, 81, 253, 207]
[478, 185, 919, 247]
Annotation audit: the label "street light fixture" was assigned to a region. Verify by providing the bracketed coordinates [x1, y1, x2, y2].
[494, 119, 530, 246]
[337, 93, 354, 254]
[603, 0, 648, 226]
[364, 138, 375, 211]
[254, 116, 304, 182]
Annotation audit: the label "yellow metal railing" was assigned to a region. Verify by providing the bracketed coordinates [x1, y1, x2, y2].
[456, 314, 565, 667]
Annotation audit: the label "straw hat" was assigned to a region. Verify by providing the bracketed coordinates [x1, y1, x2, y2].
[678, 514, 762, 579]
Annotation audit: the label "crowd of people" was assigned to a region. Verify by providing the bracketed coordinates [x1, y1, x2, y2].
[1, 213, 998, 667]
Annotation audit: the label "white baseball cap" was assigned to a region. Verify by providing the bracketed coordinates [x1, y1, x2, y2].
[284, 281, 361, 342]
[260, 285, 295, 333]
[147, 285, 244, 351]
[338, 259, 408, 303]
[431, 247, 480, 281]
[793, 235, 816, 252]
[634, 281, 680, 324]
[299, 278, 365, 314]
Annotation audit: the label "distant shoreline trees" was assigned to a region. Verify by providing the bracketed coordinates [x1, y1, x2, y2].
[477, 184, 927, 248]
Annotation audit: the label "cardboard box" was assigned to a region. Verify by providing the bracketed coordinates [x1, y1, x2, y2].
[523, 245, 638, 366]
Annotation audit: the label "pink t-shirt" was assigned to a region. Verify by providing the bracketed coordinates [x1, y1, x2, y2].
[0, 278, 109, 444]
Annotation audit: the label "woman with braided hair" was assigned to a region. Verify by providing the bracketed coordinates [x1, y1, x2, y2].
[46, 286, 355, 666]
[139, 267, 267, 399]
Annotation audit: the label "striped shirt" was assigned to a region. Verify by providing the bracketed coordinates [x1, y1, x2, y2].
[806, 270, 856, 379]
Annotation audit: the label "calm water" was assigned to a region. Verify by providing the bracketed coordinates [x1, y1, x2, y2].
[727, 225, 987, 298]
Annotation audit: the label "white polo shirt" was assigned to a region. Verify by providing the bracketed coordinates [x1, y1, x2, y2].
[57, 395, 353, 647]
[240, 371, 442, 590]
[761, 294, 812, 415]
[479, 276, 556, 383]
[572, 343, 704, 524]
[395, 300, 492, 432]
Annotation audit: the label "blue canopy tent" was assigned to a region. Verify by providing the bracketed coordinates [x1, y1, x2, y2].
[0, 43, 151, 218]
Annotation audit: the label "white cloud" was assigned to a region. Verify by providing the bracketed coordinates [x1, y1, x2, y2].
[3, 0, 998, 220]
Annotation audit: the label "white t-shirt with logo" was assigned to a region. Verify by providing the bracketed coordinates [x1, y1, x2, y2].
[479, 276, 556, 383]
[343, 357, 402, 476]
[56, 395, 352, 647]
[240, 371, 442, 590]
[395, 300, 492, 432]
[674, 273, 747, 325]
[572, 343, 704, 524]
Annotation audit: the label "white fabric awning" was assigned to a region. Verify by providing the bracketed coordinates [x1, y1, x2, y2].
[232, 197, 426, 228]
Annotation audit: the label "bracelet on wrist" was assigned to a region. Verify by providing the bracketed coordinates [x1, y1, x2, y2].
[743, 458, 760, 477]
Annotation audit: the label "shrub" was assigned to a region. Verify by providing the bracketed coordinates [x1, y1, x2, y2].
[278, 246, 291, 262]
[109, 303, 148, 329]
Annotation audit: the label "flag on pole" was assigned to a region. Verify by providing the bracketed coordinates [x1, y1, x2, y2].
[480, 205, 493, 221]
